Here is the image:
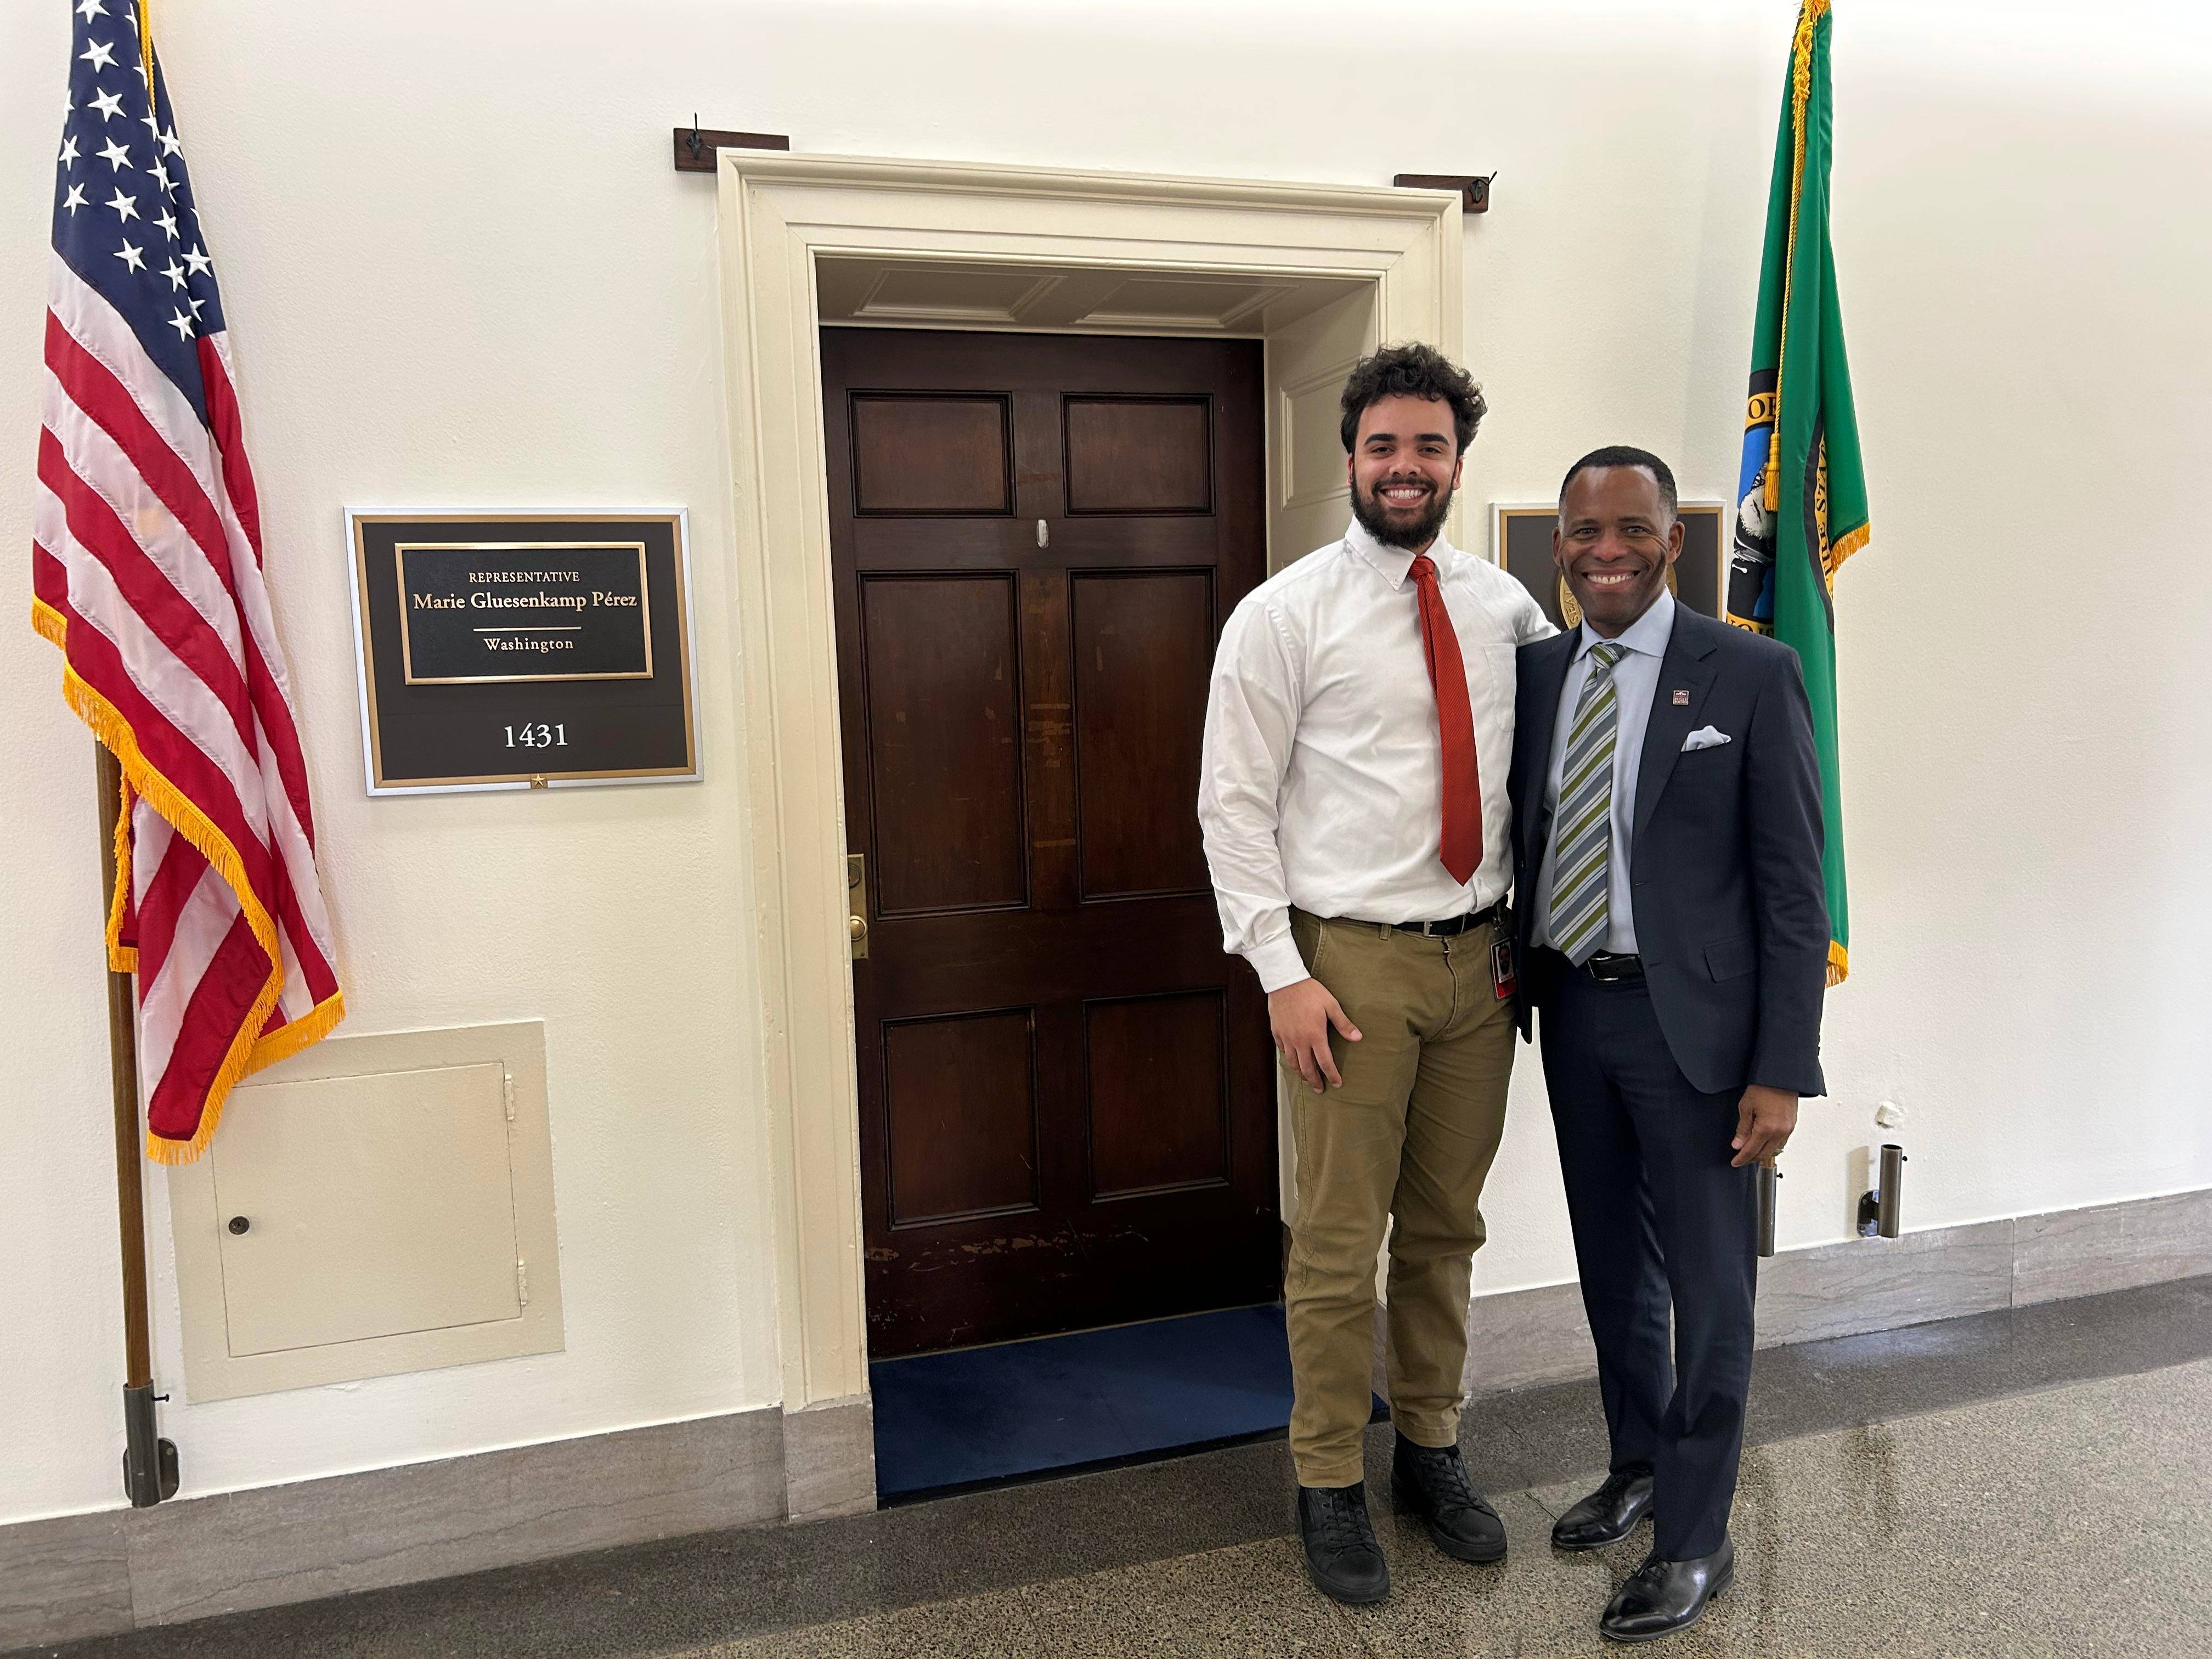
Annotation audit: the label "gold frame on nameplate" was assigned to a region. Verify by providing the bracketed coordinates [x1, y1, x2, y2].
[346, 510, 699, 795]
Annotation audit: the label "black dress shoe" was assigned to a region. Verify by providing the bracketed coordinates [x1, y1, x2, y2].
[1390, 1432, 1507, 1564]
[1296, 1481, 1390, 1604]
[1551, 1469, 1656, 1550]
[1599, 1537, 1734, 1643]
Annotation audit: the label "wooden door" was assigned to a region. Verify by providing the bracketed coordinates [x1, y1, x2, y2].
[823, 328, 1276, 1358]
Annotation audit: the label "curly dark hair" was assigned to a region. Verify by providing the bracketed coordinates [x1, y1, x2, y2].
[1338, 343, 1488, 454]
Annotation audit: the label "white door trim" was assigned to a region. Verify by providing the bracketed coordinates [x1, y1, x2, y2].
[712, 150, 1464, 1426]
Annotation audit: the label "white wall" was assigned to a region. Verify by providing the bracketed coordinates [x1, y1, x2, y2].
[4, 0, 2208, 1525]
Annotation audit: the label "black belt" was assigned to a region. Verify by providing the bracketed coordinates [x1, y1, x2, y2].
[1578, 950, 1644, 982]
[1386, 899, 1505, 938]
[1533, 945, 1644, 982]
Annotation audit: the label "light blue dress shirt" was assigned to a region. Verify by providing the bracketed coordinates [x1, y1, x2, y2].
[1534, 588, 1675, 955]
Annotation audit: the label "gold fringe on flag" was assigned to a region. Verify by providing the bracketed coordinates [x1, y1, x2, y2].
[38, 602, 345, 1163]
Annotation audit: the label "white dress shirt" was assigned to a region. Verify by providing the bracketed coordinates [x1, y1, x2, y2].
[1198, 519, 1556, 993]
[1533, 587, 1675, 955]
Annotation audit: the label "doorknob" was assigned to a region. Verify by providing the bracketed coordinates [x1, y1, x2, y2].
[847, 854, 869, 961]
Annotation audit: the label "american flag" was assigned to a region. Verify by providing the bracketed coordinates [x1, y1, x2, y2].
[33, 1, 342, 1163]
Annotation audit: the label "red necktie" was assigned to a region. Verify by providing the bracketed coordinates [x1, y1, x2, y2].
[1408, 554, 1482, 885]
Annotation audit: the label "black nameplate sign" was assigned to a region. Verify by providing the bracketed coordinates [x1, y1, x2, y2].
[397, 543, 652, 684]
[349, 513, 697, 793]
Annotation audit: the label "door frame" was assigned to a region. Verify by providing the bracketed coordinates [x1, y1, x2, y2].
[713, 151, 1465, 1437]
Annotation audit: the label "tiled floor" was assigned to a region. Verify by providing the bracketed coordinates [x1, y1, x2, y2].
[27, 1276, 2212, 1659]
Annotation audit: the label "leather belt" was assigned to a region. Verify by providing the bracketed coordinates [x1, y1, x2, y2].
[1386, 899, 1505, 939]
[1580, 951, 1644, 982]
[1533, 945, 1645, 982]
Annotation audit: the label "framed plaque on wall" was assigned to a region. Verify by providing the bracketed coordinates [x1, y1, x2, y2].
[346, 511, 699, 794]
[1491, 500, 1729, 632]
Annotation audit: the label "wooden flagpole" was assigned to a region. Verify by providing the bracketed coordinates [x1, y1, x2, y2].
[96, 743, 177, 1505]
[100, 0, 178, 1507]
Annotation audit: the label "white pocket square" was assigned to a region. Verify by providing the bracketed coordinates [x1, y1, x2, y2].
[1681, 726, 1732, 752]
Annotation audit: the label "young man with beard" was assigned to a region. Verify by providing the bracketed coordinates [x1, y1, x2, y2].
[1199, 344, 1554, 1604]
[1509, 448, 1826, 1642]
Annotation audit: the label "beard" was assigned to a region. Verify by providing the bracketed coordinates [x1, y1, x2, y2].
[1351, 476, 1453, 551]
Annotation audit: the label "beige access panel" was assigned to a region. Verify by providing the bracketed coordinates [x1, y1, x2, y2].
[167, 1020, 563, 1402]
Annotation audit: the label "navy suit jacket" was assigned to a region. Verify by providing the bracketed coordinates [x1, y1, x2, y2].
[1509, 606, 1829, 1098]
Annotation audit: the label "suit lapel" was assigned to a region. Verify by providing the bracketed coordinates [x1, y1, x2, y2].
[1631, 611, 1721, 848]
[1526, 630, 1577, 780]
[1522, 629, 1579, 857]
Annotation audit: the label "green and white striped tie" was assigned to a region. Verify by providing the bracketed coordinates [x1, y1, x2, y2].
[1549, 642, 1627, 966]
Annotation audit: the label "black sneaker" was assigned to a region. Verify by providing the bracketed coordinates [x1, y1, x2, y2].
[1295, 1481, 1390, 1604]
[1391, 1432, 1507, 1563]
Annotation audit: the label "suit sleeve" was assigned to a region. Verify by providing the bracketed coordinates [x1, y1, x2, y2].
[1742, 647, 1830, 1097]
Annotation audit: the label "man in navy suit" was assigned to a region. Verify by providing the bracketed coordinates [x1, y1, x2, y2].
[1509, 447, 1828, 1643]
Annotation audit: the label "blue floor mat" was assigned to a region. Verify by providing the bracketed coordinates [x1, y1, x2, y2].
[871, 1304, 1297, 1499]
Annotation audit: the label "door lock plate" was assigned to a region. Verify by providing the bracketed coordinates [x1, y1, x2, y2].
[847, 853, 868, 960]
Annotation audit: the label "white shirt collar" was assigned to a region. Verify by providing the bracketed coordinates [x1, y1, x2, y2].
[1575, 584, 1675, 662]
[1344, 516, 1460, 592]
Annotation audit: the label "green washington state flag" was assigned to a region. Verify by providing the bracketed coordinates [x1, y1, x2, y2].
[1729, 0, 1869, 986]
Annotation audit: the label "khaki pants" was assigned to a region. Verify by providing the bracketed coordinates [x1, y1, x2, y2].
[1284, 910, 1517, 1488]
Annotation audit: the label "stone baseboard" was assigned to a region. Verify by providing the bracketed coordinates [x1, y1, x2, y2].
[782, 1393, 876, 1522]
[0, 1396, 871, 1653]
[0, 1510, 131, 1652]
[1462, 1187, 2212, 1398]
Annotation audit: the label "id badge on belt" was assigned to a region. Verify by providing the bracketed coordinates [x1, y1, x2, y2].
[1490, 907, 1517, 1001]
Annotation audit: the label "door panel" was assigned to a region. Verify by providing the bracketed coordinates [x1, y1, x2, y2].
[825, 328, 1273, 1357]
[1085, 991, 1229, 1200]
[859, 574, 1028, 916]
[883, 1009, 1040, 1227]
[850, 393, 1014, 515]
[1071, 570, 1215, 901]
[1063, 396, 1214, 514]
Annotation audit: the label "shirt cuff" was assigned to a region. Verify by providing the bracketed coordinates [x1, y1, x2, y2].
[1245, 934, 1312, 995]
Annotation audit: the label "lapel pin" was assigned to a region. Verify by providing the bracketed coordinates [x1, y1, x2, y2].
[1672, 689, 1691, 706]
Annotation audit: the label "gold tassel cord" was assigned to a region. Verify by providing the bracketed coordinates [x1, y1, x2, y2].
[138, 0, 155, 108]
[1764, 0, 1827, 515]
[108, 774, 138, 973]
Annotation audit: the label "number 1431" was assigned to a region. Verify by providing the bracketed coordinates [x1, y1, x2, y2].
[504, 723, 568, 748]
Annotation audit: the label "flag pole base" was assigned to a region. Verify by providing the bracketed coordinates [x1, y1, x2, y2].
[122, 1383, 179, 1506]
